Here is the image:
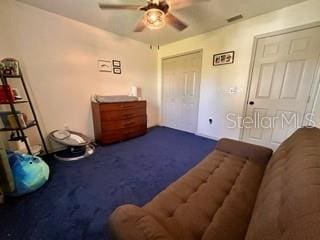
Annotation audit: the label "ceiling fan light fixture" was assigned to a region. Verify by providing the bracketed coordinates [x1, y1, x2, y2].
[144, 8, 165, 30]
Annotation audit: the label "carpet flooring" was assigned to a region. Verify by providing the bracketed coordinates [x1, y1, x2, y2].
[0, 127, 216, 240]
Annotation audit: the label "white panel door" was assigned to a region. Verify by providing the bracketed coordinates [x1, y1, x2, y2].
[242, 27, 320, 149]
[162, 52, 202, 133]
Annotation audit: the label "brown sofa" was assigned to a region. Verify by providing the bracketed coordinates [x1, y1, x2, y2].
[109, 127, 320, 240]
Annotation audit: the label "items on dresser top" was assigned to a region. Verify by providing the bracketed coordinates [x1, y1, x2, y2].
[92, 100, 147, 145]
[94, 95, 139, 103]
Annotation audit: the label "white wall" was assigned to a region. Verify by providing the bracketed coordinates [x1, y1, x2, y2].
[159, 0, 320, 140]
[0, 2, 16, 57]
[1, 0, 320, 151]
[0, 0, 159, 150]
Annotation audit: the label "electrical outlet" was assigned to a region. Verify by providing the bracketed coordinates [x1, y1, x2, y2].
[209, 118, 213, 125]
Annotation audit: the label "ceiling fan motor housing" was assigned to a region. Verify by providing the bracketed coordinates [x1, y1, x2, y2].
[140, 1, 170, 14]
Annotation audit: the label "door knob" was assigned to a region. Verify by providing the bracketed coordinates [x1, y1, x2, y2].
[249, 101, 255, 105]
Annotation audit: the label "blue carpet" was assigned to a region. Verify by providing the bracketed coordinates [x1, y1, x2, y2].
[0, 127, 216, 240]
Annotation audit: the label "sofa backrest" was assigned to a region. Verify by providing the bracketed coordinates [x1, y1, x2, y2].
[245, 127, 320, 240]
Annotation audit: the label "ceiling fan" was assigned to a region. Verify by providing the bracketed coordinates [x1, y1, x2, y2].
[98, 0, 208, 32]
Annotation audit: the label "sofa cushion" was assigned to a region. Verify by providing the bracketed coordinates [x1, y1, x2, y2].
[245, 127, 320, 240]
[109, 204, 175, 240]
[143, 148, 268, 240]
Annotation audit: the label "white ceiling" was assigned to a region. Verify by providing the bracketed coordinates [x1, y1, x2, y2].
[17, 0, 307, 45]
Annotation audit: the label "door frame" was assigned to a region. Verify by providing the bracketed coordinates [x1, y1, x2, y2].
[240, 21, 320, 141]
[161, 49, 203, 133]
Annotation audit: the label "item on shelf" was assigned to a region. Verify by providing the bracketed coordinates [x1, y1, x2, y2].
[7, 151, 49, 196]
[7, 113, 28, 129]
[0, 62, 4, 73]
[0, 111, 21, 129]
[49, 130, 95, 161]
[7, 134, 41, 155]
[27, 145, 42, 156]
[0, 85, 15, 103]
[8, 136, 27, 152]
[1, 58, 20, 76]
[12, 88, 23, 100]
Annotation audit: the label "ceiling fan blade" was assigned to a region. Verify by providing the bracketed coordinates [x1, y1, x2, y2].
[166, 13, 188, 31]
[99, 3, 141, 10]
[168, 0, 209, 9]
[134, 18, 146, 32]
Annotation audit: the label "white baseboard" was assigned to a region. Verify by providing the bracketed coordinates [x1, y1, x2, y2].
[195, 132, 220, 141]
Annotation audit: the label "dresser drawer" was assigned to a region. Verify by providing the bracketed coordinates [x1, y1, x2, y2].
[99, 101, 146, 112]
[101, 132, 123, 144]
[100, 124, 146, 144]
[101, 108, 146, 121]
[101, 116, 147, 131]
[122, 125, 147, 139]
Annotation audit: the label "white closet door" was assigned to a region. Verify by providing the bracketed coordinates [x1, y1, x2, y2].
[162, 52, 202, 133]
[162, 57, 181, 130]
[242, 26, 320, 149]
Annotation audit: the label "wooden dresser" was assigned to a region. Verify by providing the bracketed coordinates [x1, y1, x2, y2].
[91, 100, 147, 144]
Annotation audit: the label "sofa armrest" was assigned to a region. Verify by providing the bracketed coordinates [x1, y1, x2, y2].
[109, 204, 174, 240]
[216, 138, 273, 165]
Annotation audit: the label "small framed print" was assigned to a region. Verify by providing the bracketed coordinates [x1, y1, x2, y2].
[213, 51, 235, 66]
[113, 67, 121, 74]
[112, 60, 121, 68]
[98, 60, 112, 72]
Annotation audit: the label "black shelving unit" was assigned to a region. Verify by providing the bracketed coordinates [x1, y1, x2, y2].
[0, 68, 48, 155]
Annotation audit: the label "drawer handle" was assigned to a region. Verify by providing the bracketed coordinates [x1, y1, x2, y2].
[123, 114, 135, 118]
[121, 104, 136, 109]
[122, 122, 134, 126]
[121, 104, 138, 109]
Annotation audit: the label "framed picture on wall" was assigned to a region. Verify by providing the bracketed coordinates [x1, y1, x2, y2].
[213, 51, 235, 66]
[112, 60, 121, 68]
[113, 68, 121, 74]
[98, 60, 112, 72]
